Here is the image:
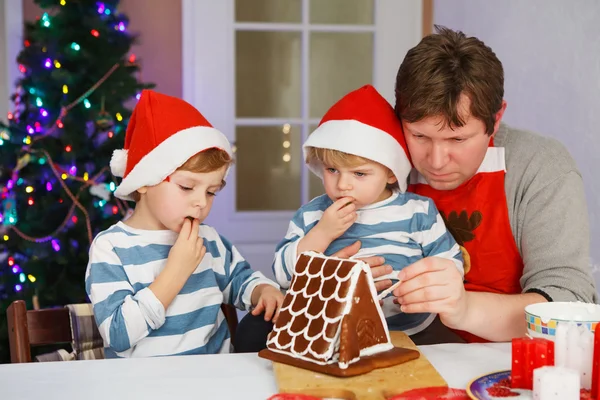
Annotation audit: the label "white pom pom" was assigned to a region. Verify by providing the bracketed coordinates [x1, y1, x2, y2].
[110, 149, 128, 177]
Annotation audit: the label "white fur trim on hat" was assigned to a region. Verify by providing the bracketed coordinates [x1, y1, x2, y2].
[110, 149, 128, 178]
[114, 126, 232, 200]
[303, 120, 412, 192]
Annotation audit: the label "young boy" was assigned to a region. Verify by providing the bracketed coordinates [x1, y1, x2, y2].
[272, 85, 463, 335]
[86, 90, 283, 358]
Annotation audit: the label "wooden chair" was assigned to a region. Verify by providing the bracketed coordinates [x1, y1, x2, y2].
[7, 300, 240, 363]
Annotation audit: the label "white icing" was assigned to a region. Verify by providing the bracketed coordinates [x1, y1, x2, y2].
[359, 342, 395, 357]
[268, 251, 394, 368]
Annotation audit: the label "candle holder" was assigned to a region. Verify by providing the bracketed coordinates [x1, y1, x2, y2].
[555, 321, 595, 389]
[533, 366, 580, 400]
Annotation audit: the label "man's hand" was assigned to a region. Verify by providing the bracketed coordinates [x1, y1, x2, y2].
[251, 284, 284, 322]
[392, 257, 467, 329]
[331, 241, 394, 292]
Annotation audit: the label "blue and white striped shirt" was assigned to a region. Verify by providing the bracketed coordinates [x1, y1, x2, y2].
[272, 191, 463, 334]
[86, 222, 277, 358]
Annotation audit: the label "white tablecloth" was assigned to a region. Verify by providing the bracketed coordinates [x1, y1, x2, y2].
[0, 343, 511, 400]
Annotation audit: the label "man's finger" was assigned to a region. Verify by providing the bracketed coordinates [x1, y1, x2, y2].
[331, 241, 361, 258]
[370, 264, 393, 279]
[393, 273, 447, 298]
[355, 255, 385, 268]
[375, 279, 393, 292]
[397, 285, 450, 305]
[400, 299, 448, 314]
[398, 257, 449, 282]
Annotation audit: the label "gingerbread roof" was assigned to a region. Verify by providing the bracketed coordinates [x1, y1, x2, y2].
[266, 251, 391, 367]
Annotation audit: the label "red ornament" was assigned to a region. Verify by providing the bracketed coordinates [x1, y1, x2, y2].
[28, 197, 34, 206]
[511, 337, 555, 390]
[7, 112, 13, 120]
[592, 327, 600, 399]
[91, 29, 100, 37]
[57, 120, 64, 128]
[8, 257, 15, 266]
[65, 145, 72, 152]
[112, 206, 118, 215]
[71, 216, 78, 224]
[129, 54, 136, 63]
[24, 40, 30, 47]
[18, 64, 27, 73]
[108, 131, 114, 138]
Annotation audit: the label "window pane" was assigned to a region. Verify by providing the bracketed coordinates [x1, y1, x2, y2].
[235, 0, 302, 23]
[309, 32, 373, 118]
[236, 125, 301, 211]
[310, 0, 374, 24]
[307, 125, 326, 200]
[236, 31, 302, 118]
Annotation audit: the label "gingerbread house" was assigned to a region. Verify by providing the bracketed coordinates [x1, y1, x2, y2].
[260, 251, 418, 377]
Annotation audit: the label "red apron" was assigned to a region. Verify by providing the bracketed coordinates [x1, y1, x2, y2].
[408, 141, 524, 343]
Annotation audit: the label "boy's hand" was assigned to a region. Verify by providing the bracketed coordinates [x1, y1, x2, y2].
[251, 284, 284, 322]
[168, 218, 206, 276]
[315, 197, 357, 242]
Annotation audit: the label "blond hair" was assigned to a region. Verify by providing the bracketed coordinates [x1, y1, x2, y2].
[306, 147, 371, 168]
[130, 148, 233, 202]
[306, 147, 399, 190]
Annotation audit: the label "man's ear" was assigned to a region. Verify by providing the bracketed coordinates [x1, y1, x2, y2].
[491, 100, 507, 137]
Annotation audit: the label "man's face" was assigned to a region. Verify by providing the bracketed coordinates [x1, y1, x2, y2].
[403, 95, 506, 190]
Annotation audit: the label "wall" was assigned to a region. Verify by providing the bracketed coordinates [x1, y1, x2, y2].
[434, 0, 600, 293]
[23, 0, 182, 98]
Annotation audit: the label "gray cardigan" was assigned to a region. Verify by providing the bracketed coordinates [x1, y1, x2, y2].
[495, 123, 597, 303]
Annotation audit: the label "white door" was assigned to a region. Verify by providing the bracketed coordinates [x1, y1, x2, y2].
[182, 0, 425, 276]
[0, 0, 23, 125]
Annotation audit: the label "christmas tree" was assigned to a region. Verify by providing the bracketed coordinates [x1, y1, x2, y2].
[0, 0, 153, 363]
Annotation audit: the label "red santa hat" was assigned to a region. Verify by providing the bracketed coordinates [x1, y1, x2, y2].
[110, 90, 232, 200]
[303, 84, 412, 192]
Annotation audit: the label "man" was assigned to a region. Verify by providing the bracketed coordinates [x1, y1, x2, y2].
[236, 26, 597, 351]
[384, 26, 597, 342]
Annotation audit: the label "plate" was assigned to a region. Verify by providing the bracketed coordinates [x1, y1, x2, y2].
[467, 370, 531, 399]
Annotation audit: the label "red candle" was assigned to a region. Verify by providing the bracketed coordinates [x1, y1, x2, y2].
[592, 326, 600, 399]
[511, 337, 555, 390]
